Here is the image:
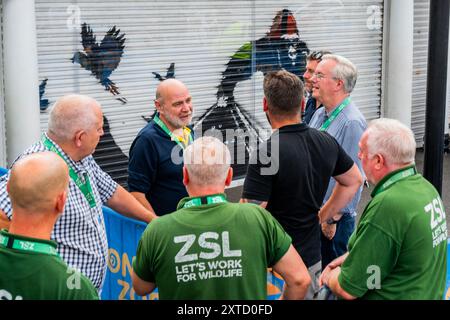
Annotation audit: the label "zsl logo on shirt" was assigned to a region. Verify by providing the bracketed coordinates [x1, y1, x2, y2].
[173, 231, 243, 283]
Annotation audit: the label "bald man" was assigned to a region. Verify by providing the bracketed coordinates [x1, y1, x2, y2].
[0, 152, 98, 299]
[0, 94, 156, 291]
[128, 79, 195, 216]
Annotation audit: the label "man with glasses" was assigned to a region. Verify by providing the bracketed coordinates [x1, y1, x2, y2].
[309, 54, 366, 272]
[302, 50, 331, 124]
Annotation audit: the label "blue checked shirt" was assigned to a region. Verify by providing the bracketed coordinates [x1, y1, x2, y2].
[0, 134, 118, 291]
[309, 99, 367, 216]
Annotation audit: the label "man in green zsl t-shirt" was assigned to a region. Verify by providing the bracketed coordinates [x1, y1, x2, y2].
[132, 136, 311, 299]
[0, 152, 98, 300]
[320, 118, 447, 300]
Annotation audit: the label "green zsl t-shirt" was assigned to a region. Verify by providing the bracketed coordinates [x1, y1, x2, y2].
[0, 230, 98, 300]
[339, 166, 448, 300]
[133, 194, 292, 299]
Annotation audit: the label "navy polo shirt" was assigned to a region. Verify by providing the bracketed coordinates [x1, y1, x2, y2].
[128, 121, 190, 216]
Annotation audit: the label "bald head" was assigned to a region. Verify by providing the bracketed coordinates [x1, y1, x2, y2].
[155, 79, 188, 104]
[48, 94, 103, 142]
[8, 152, 69, 213]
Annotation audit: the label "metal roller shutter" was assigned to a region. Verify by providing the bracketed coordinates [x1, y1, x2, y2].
[412, 0, 450, 147]
[412, 0, 430, 146]
[0, 0, 6, 167]
[35, 0, 383, 185]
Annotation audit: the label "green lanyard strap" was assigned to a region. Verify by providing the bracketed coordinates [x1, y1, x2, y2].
[183, 194, 227, 208]
[0, 233, 58, 256]
[42, 135, 97, 208]
[372, 167, 417, 197]
[153, 114, 193, 149]
[319, 97, 351, 131]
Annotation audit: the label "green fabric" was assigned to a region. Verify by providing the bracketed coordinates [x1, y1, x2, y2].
[0, 230, 98, 300]
[338, 170, 448, 300]
[133, 196, 292, 299]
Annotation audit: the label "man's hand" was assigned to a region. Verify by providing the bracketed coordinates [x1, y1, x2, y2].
[319, 253, 348, 286]
[321, 222, 336, 240]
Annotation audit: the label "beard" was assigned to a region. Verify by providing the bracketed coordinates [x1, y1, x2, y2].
[162, 111, 192, 129]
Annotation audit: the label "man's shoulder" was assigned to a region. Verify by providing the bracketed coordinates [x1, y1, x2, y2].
[342, 102, 366, 123]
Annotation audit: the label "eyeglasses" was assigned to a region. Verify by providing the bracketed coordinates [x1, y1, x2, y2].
[312, 72, 331, 80]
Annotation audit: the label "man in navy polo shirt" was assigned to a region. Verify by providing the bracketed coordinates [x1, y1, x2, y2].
[128, 79, 194, 216]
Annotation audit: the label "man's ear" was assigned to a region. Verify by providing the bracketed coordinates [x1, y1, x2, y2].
[155, 99, 162, 113]
[74, 130, 84, 148]
[374, 154, 385, 170]
[182, 166, 189, 187]
[263, 97, 269, 112]
[224, 167, 233, 187]
[55, 190, 67, 215]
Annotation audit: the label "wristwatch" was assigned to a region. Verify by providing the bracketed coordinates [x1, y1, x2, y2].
[326, 217, 339, 225]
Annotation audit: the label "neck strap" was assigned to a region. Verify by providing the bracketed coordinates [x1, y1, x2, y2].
[183, 194, 227, 208]
[153, 114, 193, 149]
[372, 166, 417, 197]
[0, 233, 58, 256]
[42, 135, 97, 208]
[320, 97, 351, 131]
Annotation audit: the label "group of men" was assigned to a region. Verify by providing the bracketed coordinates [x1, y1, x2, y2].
[0, 53, 447, 300]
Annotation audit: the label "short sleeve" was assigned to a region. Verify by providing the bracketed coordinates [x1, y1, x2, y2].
[133, 223, 157, 283]
[338, 222, 399, 298]
[128, 134, 158, 194]
[258, 207, 292, 267]
[88, 156, 118, 204]
[242, 141, 275, 202]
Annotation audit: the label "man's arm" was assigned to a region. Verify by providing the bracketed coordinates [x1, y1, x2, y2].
[107, 186, 157, 223]
[323, 266, 356, 300]
[131, 270, 156, 296]
[272, 245, 311, 300]
[318, 163, 363, 223]
[0, 210, 10, 230]
[130, 191, 157, 213]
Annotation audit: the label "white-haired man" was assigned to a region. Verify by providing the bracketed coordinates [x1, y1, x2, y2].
[320, 118, 448, 299]
[0, 152, 98, 300]
[309, 54, 367, 270]
[132, 136, 311, 299]
[0, 94, 157, 291]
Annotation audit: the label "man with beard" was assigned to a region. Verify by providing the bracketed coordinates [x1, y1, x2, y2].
[128, 79, 195, 216]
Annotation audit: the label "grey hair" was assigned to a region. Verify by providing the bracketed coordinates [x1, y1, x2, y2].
[184, 136, 231, 186]
[47, 94, 101, 142]
[322, 54, 358, 93]
[365, 118, 416, 166]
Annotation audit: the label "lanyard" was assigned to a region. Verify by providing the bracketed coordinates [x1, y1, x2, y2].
[42, 135, 97, 208]
[372, 167, 417, 197]
[183, 194, 227, 208]
[0, 233, 58, 256]
[319, 97, 351, 131]
[153, 114, 193, 149]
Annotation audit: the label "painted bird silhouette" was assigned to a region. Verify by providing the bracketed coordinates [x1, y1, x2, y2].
[71, 23, 127, 104]
[152, 62, 175, 81]
[142, 63, 176, 122]
[39, 78, 49, 111]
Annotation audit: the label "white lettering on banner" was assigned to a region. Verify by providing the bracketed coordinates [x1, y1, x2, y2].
[174, 231, 243, 283]
[424, 197, 448, 247]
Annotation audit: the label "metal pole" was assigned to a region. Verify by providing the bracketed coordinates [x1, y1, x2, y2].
[3, 0, 41, 165]
[423, 0, 449, 195]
